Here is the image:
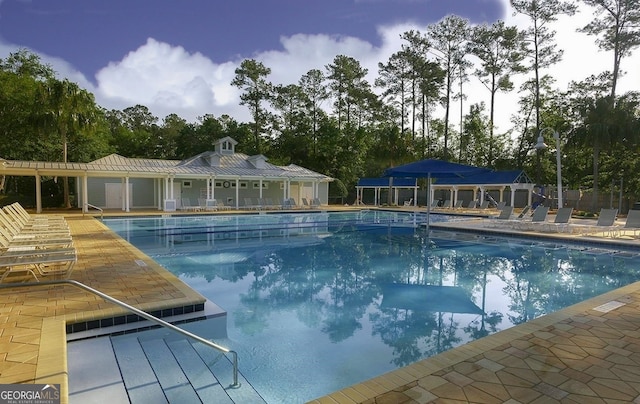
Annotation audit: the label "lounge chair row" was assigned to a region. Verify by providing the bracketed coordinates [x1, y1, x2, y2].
[433, 200, 505, 211]
[179, 197, 322, 212]
[489, 205, 640, 237]
[0, 203, 76, 282]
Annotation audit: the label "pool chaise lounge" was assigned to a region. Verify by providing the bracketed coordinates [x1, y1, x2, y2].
[614, 209, 640, 238]
[0, 247, 77, 282]
[570, 208, 619, 236]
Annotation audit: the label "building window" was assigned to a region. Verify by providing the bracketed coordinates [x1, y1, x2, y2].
[239, 182, 248, 189]
[253, 182, 269, 189]
[183, 180, 192, 188]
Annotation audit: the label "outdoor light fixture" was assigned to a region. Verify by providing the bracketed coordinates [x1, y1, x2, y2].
[535, 128, 563, 208]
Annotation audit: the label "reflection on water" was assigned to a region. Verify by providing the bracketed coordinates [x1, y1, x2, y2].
[105, 212, 640, 403]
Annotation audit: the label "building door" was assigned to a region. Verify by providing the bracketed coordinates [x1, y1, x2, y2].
[105, 183, 132, 209]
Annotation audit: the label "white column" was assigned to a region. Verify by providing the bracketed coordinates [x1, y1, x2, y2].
[259, 179, 263, 199]
[121, 177, 126, 211]
[235, 178, 239, 208]
[125, 176, 130, 212]
[157, 178, 162, 210]
[82, 174, 88, 213]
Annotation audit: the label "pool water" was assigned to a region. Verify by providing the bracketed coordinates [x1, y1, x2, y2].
[105, 211, 640, 403]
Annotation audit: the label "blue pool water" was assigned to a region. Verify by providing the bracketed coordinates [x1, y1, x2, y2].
[105, 211, 640, 403]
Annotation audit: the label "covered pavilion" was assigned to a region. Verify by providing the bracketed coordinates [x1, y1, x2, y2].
[355, 178, 418, 206]
[0, 137, 333, 213]
[430, 169, 535, 208]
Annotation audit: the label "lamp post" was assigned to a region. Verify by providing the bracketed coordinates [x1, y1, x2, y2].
[535, 128, 563, 208]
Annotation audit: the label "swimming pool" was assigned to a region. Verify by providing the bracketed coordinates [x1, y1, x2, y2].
[105, 211, 640, 403]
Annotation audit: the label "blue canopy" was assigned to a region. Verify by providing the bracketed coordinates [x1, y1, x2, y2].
[383, 159, 491, 231]
[383, 159, 490, 178]
[357, 178, 416, 187]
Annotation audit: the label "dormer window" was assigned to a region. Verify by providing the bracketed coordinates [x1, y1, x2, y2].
[214, 136, 238, 155]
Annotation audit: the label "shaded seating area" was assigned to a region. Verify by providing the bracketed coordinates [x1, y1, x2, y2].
[355, 178, 418, 206]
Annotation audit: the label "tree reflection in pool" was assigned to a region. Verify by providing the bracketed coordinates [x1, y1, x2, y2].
[105, 211, 640, 404]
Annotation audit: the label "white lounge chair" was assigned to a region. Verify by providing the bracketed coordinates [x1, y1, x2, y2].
[0, 210, 70, 239]
[0, 247, 77, 282]
[180, 198, 201, 212]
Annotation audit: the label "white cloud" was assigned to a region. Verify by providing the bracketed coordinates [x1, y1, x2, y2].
[1, 0, 638, 133]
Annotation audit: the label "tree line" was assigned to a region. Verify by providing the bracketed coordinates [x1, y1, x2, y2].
[1, 0, 639, 210]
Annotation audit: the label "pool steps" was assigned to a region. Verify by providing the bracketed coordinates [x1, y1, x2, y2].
[69, 328, 266, 403]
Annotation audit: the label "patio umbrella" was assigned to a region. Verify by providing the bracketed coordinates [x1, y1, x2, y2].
[383, 159, 490, 230]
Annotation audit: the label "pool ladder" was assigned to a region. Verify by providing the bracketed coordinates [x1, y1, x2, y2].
[0, 279, 240, 388]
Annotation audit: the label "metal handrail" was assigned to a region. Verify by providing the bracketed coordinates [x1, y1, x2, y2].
[0, 279, 240, 388]
[83, 203, 103, 220]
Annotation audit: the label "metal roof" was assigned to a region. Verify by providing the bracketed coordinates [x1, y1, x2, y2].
[0, 151, 333, 182]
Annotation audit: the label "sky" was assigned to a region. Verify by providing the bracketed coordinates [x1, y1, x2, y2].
[0, 0, 638, 135]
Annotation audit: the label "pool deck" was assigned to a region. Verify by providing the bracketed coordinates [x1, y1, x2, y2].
[2, 207, 640, 403]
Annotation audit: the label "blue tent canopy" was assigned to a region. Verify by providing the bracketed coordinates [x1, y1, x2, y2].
[356, 178, 416, 187]
[432, 170, 532, 186]
[383, 159, 490, 179]
[383, 159, 492, 230]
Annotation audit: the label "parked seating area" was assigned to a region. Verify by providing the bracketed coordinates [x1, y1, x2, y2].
[0, 203, 77, 282]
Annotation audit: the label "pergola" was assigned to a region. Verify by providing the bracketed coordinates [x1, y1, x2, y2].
[429, 170, 535, 208]
[355, 178, 418, 206]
